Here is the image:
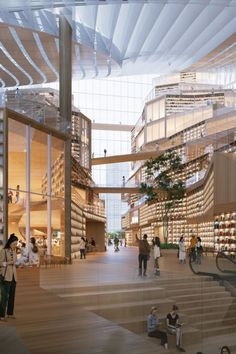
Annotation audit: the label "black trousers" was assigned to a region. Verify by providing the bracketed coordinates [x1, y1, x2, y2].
[80, 249, 86, 259]
[148, 329, 168, 345]
[0, 279, 16, 318]
[138, 254, 148, 274]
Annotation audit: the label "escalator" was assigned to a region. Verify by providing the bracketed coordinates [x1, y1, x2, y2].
[189, 250, 236, 295]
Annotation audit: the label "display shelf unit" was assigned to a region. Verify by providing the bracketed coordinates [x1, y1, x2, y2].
[71, 200, 86, 258]
[122, 214, 130, 230]
[214, 212, 236, 256]
[165, 93, 225, 116]
[197, 222, 215, 249]
[42, 152, 64, 198]
[186, 166, 214, 220]
[125, 231, 133, 246]
[182, 122, 205, 143]
[168, 221, 215, 250]
[140, 225, 155, 243]
[168, 220, 190, 246]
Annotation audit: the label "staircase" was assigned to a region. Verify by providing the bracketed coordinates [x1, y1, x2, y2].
[55, 276, 236, 349]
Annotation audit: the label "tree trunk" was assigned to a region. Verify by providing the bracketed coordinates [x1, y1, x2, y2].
[163, 214, 169, 244]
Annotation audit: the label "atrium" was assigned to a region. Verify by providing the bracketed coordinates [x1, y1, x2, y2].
[0, 1, 236, 354]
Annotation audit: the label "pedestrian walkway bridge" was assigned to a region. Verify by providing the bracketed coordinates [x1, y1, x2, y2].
[91, 150, 162, 165]
[92, 185, 141, 193]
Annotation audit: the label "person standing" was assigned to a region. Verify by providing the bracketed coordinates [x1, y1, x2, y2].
[122, 176, 125, 186]
[153, 236, 161, 275]
[190, 235, 196, 262]
[79, 237, 86, 259]
[178, 236, 186, 264]
[147, 306, 168, 349]
[135, 234, 150, 276]
[195, 237, 203, 265]
[8, 190, 13, 203]
[0, 233, 18, 321]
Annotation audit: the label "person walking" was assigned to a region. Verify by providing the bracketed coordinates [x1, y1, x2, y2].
[136, 234, 150, 276]
[0, 233, 18, 321]
[147, 306, 168, 349]
[153, 236, 161, 275]
[178, 236, 186, 264]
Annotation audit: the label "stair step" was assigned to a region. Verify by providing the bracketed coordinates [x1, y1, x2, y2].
[172, 291, 231, 302]
[194, 316, 236, 329]
[166, 285, 224, 297]
[183, 302, 236, 315]
[48, 276, 216, 294]
[59, 286, 165, 305]
[189, 308, 236, 322]
[85, 299, 174, 321]
[177, 297, 234, 309]
[203, 324, 236, 337]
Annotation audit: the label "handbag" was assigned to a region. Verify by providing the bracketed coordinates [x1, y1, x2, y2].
[0, 250, 7, 284]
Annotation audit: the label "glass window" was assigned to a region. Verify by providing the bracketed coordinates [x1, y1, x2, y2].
[30, 127, 48, 197]
[8, 118, 26, 196]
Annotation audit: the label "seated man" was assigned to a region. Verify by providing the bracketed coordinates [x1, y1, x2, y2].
[166, 305, 185, 352]
[147, 306, 168, 350]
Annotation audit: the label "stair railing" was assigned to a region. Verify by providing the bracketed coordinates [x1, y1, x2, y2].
[216, 251, 236, 274]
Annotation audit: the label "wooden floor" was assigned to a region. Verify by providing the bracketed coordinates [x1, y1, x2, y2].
[1, 247, 236, 354]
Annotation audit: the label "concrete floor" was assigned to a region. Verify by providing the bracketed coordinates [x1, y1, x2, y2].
[1, 246, 235, 354]
[40, 246, 236, 354]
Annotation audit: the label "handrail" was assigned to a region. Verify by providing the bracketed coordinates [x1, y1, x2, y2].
[188, 251, 220, 279]
[216, 251, 236, 274]
[189, 250, 236, 278]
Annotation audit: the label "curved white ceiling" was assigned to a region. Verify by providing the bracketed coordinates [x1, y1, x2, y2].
[0, 0, 235, 87]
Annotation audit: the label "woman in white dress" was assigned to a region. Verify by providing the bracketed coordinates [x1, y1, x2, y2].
[178, 236, 186, 264]
[153, 236, 161, 275]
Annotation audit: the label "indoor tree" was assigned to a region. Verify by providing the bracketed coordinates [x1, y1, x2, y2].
[139, 150, 185, 243]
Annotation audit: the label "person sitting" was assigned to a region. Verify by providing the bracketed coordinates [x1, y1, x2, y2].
[147, 306, 168, 349]
[29, 237, 40, 266]
[166, 305, 185, 352]
[16, 242, 28, 267]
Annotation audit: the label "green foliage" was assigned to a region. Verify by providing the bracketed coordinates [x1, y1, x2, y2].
[140, 150, 185, 206]
[160, 243, 178, 249]
[106, 231, 125, 239]
[139, 151, 185, 243]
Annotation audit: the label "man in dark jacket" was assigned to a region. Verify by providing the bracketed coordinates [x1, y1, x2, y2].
[136, 234, 150, 276]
